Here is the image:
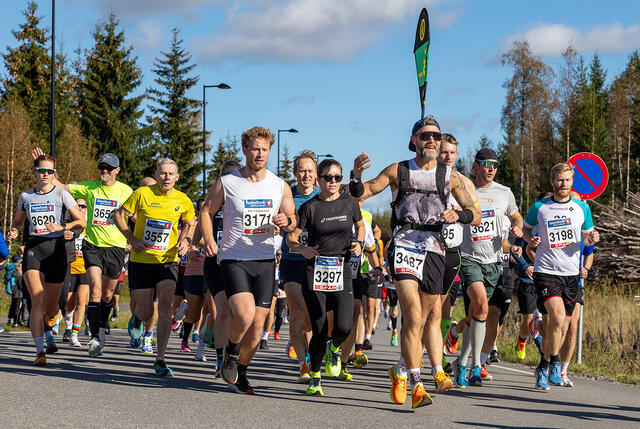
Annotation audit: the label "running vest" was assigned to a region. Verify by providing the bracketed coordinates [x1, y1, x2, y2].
[390, 159, 451, 256]
[218, 169, 285, 261]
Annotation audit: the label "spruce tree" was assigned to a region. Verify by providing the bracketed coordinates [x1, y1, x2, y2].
[79, 13, 143, 185]
[208, 133, 241, 189]
[278, 144, 295, 186]
[147, 28, 202, 197]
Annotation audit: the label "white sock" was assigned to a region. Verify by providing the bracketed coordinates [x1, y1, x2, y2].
[451, 324, 460, 338]
[560, 361, 569, 374]
[491, 345, 498, 352]
[433, 365, 443, 375]
[261, 331, 269, 340]
[365, 333, 371, 341]
[373, 323, 377, 331]
[34, 336, 45, 353]
[480, 352, 489, 366]
[64, 311, 73, 328]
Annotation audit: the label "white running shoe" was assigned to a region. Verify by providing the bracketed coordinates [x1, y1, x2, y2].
[70, 333, 82, 347]
[561, 373, 574, 387]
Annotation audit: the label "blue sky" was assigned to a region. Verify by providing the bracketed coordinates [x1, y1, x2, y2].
[1, 0, 638, 208]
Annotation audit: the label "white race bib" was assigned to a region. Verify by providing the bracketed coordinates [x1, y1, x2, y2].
[92, 198, 118, 226]
[349, 253, 363, 279]
[242, 199, 274, 235]
[470, 209, 496, 241]
[291, 230, 308, 254]
[142, 218, 172, 251]
[75, 233, 86, 257]
[442, 223, 462, 248]
[393, 245, 426, 281]
[547, 218, 576, 249]
[313, 256, 344, 292]
[29, 203, 56, 235]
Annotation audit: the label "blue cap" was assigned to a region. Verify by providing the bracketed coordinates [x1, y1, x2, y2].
[98, 153, 120, 168]
[411, 117, 440, 136]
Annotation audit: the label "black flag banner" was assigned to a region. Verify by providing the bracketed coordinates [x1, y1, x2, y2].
[413, 8, 430, 119]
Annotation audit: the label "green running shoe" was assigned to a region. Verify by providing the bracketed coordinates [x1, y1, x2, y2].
[154, 359, 174, 377]
[324, 341, 341, 377]
[339, 366, 353, 381]
[390, 332, 398, 347]
[306, 376, 323, 396]
[127, 313, 143, 341]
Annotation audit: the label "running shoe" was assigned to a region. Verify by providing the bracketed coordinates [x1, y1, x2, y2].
[411, 383, 433, 408]
[353, 350, 368, 368]
[362, 339, 373, 351]
[324, 341, 341, 377]
[390, 331, 398, 347]
[339, 366, 353, 381]
[488, 349, 499, 364]
[259, 339, 269, 350]
[434, 370, 453, 393]
[201, 325, 213, 344]
[549, 362, 562, 386]
[443, 361, 453, 374]
[192, 332, 200, 344]
[195, 351, 207, 361]
[561, 373, 574, 387]
[33, 352, 47, 366]
[535, 367, 550, 391]
[171, 316, 181, 332]
[181, 339, 192, 353]
[51, 311, 62, 335]
[384, 308, 389, 319]
[130, 338, 141, 349]
[229, 373, 254, 395]
[62, 329, 71, 343]
[306, 376, 323, 396]
[529, 310, 542, 338]
[127, 313, 143, 342]
[515, 339, 526, 360]
[372, 324, 377, 335]
[444, 321, 459, 355]
[154, 359, 174, 377]
[387, 320, 392, 330]
[298, 361, 311, 384]
[389, 364, 408, 405]
[87, 338, 103, 357]
[221, 346, 239, 384]
[110, 307, 119, 322]
[46, 336, 58, 354]
[274, 332, 282, 341]
[469, 365, 482, 386]
[287, 341, 297, 359]
[533, 334, 543, 354]
[141, 337, 153, 354]
[453, 360, 468, 389]
[70, 333, 82, 347]
[481, 365, 493, 381]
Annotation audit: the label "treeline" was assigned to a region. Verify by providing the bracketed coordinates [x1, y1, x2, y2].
[0, 2, 242, 235]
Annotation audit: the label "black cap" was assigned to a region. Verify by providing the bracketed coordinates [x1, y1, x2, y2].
[475, 148, 498, 161]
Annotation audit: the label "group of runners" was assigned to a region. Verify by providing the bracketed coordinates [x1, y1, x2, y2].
[5, 116, 598, 407]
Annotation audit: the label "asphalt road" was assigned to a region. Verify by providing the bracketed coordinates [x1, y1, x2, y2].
[1, 319, 639, 428]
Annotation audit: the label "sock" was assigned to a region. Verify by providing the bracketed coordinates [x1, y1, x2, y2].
[391, 316, 397, 329]
[45, 330, 54, 342]
[183, 322, 194, 341]
[440, 318, 451, 339]
[392, 329, 398, 335]
[518, 336, 527, 343]
[87, 302, 100, 339]
[238, 364, 248, 377]
[396, 356, 407, 376]
[64, 310, 73, 328]
[550, 354, 560, 364]
[310, 371, 321, 379]
[451, 323, 461, 338]
[330, 341, 340, 353]
[458, 322, 472, 366]
[144, 330, 153, 338]
[355, 343, 363, 352]
[433, 365, 443, 375]
[226, 340, 241, 356]
[364, 333, 371, 341]
[481, 352, 489, 366]
[470, 319, 486, 368]
[538, 356, 549, 370]
[34, 336, 45, 353]
[491, 345, 498, 352]
[193, 330, 200, 337]
[408, 368, 421, 390]
[261, 331, 269, 340]
[99, 298, 113, 328]
[216, 347, 224, 361]
[72, 324, 81, 334]
[373, 323, 377, 331]
[560, 361, 569, 374]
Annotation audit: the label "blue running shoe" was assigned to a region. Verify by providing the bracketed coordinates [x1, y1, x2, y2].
[130, 338, 141, 349]
[453, 360, 468, 389]
[536, 367, 550, 391]
[154, 359, 174, 377]
[533, 334, 543, 354]
[192, 332, 200, 344]
[128, 313, 143, 342]
[549, 362, 563, 386]
[142, 336, 153, 354]
[469, 365, 482, 387]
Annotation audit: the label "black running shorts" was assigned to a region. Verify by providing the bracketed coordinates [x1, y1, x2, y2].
[82, 241, 126, 280]
[533, 272, 579, 316]
[23, 237, 68, 284]
[204, 257, 224, 296]
[220, 259, 276, 308]
[388, 244, 445, 295]
[128, 261, 179, 291]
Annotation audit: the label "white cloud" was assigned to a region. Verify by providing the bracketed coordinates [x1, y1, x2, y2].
[193, 0, 459, 63]
[504, 22, 640, 57]
[132, 20, 165, 50]
[84, 0, 221, 16]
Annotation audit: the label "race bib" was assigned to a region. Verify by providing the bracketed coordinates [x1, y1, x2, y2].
[349, 253, 364, 279]
[313, 256, 344, 292]
[29, 203, 56, 235]
[547, 218, 576, 249]
[242, 199, 274, 235]
[93, 198, 118, 226]
[500, 253, 510, 269]
[291, 230, 308, 254]
[393, 245, 426, 281]
[470, 209, 496, 241]
[75, 234, 86, 257]
[142, 218, 172, 251]
[442, 223, 462, 248]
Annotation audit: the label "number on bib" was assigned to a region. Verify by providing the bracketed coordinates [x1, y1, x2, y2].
[142, 218, 172, 251]
[470, 209, 496, 241]
[92, 198, 118, 226]
[392, 245, 426, 281]
[291, 230, 308, 254]
[29, 203, 56, 235]
[75, 234, 86, 257]
[547, 218, 576, 249]
[313, 256, 344, 292]
[242, 199, 274, 235]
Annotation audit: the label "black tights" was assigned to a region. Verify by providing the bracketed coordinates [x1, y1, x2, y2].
[274, 297, 286, 334]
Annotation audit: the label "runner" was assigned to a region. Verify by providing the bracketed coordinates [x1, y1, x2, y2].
[286, 158, 365, 396]
[523, 163, 599, 390]
[350, 116, 479, 408]
[7, 154, 85, 365]
[114, 158, 196, 376]
[199, 127, 296, 394]
[454, 148, 523, 388]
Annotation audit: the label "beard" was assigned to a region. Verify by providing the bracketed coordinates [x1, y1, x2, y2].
[418, 148, 438, 162]
[100, 173, 111, 182]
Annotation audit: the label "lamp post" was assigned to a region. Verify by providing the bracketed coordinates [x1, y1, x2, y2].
[50, 0, 55, 156]
[277, 128, 298, 175]
[202, 82, 231, 197]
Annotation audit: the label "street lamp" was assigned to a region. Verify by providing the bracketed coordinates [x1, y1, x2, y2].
[50, 0, 55, 156]
[316, 154, 334, 162]
[277, 128, 298, 175]
[202, 82, 231, 197]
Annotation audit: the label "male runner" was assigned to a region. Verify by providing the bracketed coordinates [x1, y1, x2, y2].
[200, 126, 296, 394]
[350, 116, 479, 408]
[114, 158, 196, 376]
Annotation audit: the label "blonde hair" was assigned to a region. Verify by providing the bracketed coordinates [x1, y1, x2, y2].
[550, 163, 574, 180]
[293, 150, 317, 172]
[241, 127, 275, 148]
[442, 133, 458, 145]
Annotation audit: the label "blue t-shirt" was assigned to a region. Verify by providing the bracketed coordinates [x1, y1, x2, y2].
[281, 185, 320, 261]
[0, 232, 8, 261]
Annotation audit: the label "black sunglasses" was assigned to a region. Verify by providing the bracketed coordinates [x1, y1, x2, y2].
[320, 174, 343, 183]
[98, 164, 116, 172]
[416, 131, 442, 142]
[78, 204, 87, 208]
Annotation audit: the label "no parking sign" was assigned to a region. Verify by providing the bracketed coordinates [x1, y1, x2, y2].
[567, 153, 609, 200]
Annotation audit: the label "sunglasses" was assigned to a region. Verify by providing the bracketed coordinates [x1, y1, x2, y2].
[78, 204, 87, 209]
[477, 160, 500, 169]
[320, 174, 343, 183]
[98, 164, 116, 172]
[416, 131, 442, 142]
[35, 168, 56, 175]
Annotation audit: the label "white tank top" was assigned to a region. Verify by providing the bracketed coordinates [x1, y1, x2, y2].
[218, 170, 284, 261]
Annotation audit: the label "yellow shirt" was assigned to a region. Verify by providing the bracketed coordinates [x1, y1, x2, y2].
[122, 185, 195, 264]
[70, 229, 87, 274]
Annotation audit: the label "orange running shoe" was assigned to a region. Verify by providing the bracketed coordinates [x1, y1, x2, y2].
[411, 383, 433, 408]
[388, 365, 408, 405]
[298, 361, 311, 384]
[481, 365, 493, 381]
[434, 370, 453, 393]
[287, 341, 297, 359]
[444, 321, 459, 355]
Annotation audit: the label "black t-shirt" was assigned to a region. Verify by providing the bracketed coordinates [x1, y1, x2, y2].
[298, 194, 362, 257]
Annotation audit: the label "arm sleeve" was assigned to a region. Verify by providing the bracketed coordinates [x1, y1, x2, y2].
[515, 255, 532, 271]
[68, 183, 88, 199]
[523, 202, 540, 227]
[583, 245, 595, 256]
